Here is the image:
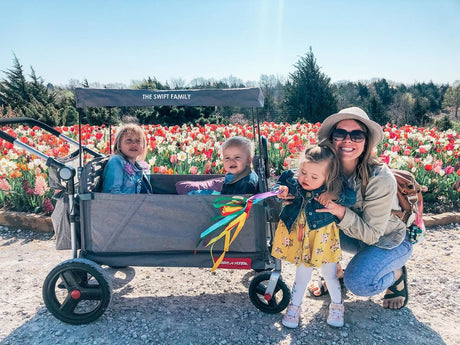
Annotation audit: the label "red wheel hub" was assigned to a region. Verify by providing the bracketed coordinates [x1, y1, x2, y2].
[70, 289, 81, 299]
[264, 293, 272, 301]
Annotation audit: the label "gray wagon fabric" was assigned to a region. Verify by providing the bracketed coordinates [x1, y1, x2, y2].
[82, 193, 264, 252]
[79, 193, 269, 269]
[51, 195, 73, 250]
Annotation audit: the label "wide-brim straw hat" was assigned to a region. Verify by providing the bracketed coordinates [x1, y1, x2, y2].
[317, 107, 384, 149]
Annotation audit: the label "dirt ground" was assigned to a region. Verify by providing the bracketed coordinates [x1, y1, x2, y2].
[0, 223, 459, 345]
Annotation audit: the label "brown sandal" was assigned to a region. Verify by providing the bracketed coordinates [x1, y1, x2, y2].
[308, 275, 345, 297]
[308, 277, 328, 297]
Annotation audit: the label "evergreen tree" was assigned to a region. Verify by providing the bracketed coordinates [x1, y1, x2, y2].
[366, 95, 389, 124]
[372, 79, 395, 106]
[60, 105, 79, 126]
[409, 81, 447, 113]
[134, 77, 168, 90]
[413, 96, 430, 125]
[357, 82, 369, 100]
[284, 47, 337, 123]
[0, 55, 29, 111]
[434, 115, 453, 131]
[29, 67, 55, 105]
[334, 81, 362, 110]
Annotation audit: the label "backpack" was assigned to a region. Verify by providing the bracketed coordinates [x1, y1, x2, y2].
[390, 169, 426, 244]
[80, 155, 111, 193]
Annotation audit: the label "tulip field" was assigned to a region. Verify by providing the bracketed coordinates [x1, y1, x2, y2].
[0, 122, 459, 215]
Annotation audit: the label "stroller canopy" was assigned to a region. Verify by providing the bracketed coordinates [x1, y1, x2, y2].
[74, 87, 264, 108]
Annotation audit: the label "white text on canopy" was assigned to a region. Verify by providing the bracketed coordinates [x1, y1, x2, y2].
[142, 93, 192, 100]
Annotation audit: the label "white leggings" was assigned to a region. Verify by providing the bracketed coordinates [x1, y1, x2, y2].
[291, 262, 342, 306]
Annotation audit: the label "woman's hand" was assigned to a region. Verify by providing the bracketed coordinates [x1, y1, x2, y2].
[315, 192, 336, 206]
[315, 199, 346, 220]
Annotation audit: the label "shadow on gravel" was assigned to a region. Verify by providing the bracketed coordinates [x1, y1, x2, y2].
[1, 284, 447, 345]
[105, 266, 137, 288]
[0, 228, 53, 247]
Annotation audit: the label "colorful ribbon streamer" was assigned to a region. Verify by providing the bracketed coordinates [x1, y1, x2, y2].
[197, 190, 282, 272]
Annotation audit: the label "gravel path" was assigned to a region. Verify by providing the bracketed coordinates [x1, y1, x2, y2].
[0, 224, 459, 345]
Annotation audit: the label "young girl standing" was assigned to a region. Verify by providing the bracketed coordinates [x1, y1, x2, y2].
[271, 144, 355, 328]
[102, 122, 152, 194]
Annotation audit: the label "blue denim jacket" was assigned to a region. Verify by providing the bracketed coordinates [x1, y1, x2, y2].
[275, 170, 356, 233]
[102, 154, 152, 194]
[221, 170, 258, 195]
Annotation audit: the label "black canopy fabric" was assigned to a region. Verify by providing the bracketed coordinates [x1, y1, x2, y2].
[74, 87, 264, 108]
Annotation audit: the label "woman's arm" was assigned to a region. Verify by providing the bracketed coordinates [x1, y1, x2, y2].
[315, 183, 356, 217]
[338, 172, 398, 245]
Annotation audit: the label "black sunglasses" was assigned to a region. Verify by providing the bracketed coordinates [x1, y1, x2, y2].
[331, 128, 366, 142]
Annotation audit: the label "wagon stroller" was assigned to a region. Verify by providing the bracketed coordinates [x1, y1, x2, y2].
[0, 87, 291, 324]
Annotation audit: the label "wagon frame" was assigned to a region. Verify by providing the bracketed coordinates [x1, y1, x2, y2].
[0, 87, 290, 324]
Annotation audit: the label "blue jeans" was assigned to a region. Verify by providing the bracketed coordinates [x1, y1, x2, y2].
[340, 231, 413, 297]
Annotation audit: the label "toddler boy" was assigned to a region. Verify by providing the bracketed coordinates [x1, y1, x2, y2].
[220, 136, 258, 194]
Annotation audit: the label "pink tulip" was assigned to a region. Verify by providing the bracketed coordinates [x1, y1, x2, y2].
[445, 166, 454, 175]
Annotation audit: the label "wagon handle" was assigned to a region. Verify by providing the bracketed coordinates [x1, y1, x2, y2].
[0, 117, 102, 158]
[0, 128, 70, 170]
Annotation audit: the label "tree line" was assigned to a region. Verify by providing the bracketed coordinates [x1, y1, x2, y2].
[1, 48, 459, 130]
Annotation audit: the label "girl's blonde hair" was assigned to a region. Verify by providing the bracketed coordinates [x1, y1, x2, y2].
[221, 136, 254, 159]
[298, 143, 342, 196]
[113, 123, 148, 161]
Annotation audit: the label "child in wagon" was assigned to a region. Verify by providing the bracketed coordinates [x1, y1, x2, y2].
[102, 119, 152, 194]
[220, 136, 258, 195]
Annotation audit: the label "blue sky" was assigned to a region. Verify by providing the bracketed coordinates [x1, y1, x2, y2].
[1, 0, 459, 87]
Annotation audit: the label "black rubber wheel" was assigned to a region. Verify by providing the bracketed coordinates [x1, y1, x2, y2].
[248, 272, 290, 314]
[43, 258, 112, 324]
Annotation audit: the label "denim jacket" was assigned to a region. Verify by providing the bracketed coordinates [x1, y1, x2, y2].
[221, 169, 258, 195]
[274, 170, 356, 233]
[102, 154, 152, 194]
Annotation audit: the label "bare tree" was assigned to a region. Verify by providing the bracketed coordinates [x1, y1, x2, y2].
[442, 81, 460, 118]
[389, 93, 415, 125]
[169, 77, 186, 89]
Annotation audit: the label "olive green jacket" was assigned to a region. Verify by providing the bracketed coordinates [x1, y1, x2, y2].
[338, 164, 407, 249]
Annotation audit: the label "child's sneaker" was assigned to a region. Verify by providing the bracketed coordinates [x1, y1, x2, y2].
[282, 304, 301, 328]
[327, 302, 344, 327]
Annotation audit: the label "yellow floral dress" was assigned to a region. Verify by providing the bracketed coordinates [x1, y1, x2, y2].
[271, 211, 341, 267]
